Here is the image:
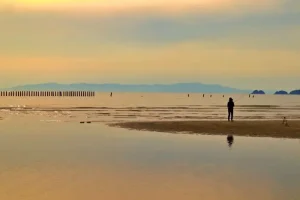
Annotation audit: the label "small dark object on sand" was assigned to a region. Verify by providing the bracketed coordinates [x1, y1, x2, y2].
[87, 121, 92, 124]
[282, 117, 289, 127]
[80, 121, 85, 124]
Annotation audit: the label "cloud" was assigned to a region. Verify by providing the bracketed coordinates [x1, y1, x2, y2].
[0, 0, 299, 89]
[1, 8, 299, 58]
[0, 0, 284, 15]
[1, 40, 299, 76]
[1, 38, 299, 88]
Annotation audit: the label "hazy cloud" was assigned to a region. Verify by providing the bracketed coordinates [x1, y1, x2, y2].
[0, 0, 299, 89]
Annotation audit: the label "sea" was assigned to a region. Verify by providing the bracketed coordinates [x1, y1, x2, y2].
[1, 93, 300, 122]
[0, 93, 299, 200]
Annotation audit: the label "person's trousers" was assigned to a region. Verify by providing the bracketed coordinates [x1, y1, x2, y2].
[228, 109, 233, 121]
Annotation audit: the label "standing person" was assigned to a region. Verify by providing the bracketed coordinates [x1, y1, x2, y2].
[110, 92, 112, 97]
[227, 97, 235, 121]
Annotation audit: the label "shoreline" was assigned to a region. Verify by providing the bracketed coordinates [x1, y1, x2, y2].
[110, 120, 300, 139]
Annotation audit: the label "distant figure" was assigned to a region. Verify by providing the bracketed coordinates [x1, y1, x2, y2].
[252, 95, 254, 98]
[203, 94, 205, 97]
[188, 94, 190, 97]
[227, 97, 235, 121]
[210, 95, 212, 98]
[223, 95, 224, 98]
[110, 92, 113, 97]
[249, 94, 251, 98]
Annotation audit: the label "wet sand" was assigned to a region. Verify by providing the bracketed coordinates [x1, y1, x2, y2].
[111, 120, 300, 139]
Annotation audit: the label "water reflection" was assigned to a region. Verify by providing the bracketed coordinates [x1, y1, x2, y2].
[227, 135, 234, 148]
[1, 93, 300, 122]
[0, 121, 300, 200]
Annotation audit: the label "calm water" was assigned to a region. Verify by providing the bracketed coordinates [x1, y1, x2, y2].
[0, 93, 300, 199]
[1, 93, 300, 122]
[0, 119, 299, 200]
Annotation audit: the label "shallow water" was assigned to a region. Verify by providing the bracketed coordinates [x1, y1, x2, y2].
[0, 119, 299, 200]
[1, 93, 300, 122]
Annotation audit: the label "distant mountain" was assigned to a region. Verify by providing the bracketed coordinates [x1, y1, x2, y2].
[274, 90, 288, 95]
[251, 90, 265, 94]
[290, 90, 300, 95]
[3, 82, 252, 93]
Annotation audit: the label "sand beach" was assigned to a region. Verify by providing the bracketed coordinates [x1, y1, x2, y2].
[111, 120, 300, 139]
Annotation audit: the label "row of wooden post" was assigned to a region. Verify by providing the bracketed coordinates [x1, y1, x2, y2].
[0, 91, 96, 97]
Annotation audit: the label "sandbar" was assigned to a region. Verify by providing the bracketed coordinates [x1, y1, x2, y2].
[111, 120, 300, 139]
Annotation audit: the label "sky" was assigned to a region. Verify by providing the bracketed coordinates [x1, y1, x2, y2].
[0, 0, 299, 90]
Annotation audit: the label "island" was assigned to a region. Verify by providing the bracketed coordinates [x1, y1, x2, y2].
[274, 90, 288, 95]
[251, 90, 265, 94]
[290, 90, 300, 95]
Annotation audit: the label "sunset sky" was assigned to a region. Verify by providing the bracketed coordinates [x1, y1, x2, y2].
[0, 0, 299, 90]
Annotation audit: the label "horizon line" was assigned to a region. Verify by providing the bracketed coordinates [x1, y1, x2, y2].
[2, 82, 295, 92]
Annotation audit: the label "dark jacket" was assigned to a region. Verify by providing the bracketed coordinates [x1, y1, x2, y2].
[227, 100, 234, 111]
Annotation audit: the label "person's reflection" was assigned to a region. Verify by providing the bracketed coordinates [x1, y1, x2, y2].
[227, 135, 234, 148]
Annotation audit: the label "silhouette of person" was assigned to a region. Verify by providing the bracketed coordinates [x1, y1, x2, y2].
[110, 92, 112, 97]
[227, 97, 235, 121]
[188, 94, 190, 97]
